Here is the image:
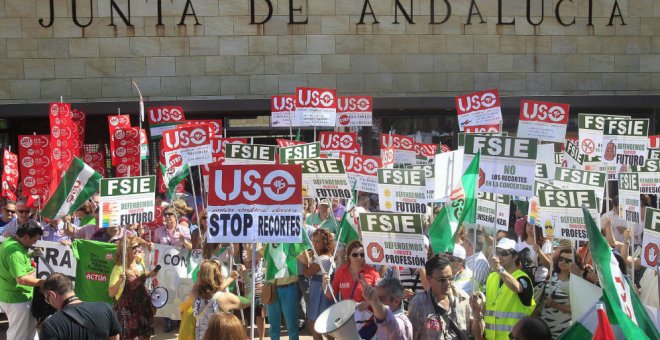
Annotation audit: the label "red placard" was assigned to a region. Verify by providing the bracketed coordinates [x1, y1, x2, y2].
[71, 109, 86, 157]
[318, 132, 359, 154]
[379, 133, 415, 151]
[276, 139, 306, 147]
[295, 87, 337, 110]
[455, 89, 501, 116]
[440, 144, 452, 153]
[49, 102, 74, 185]
[208, 164, 303, 206]
[82, 151, 106, 177]
[161, 124, 213, 154]
[649, 135, 660, 149]
[18, 135, 51, 197]
[415, 143, 438, 158]
[519, 100, 570, 124]
[336, 96, 373, 127]
[147, 106, 185, 125]
[2, 149, 19, 200]
[112, 127, 140, 177]
[186, 119, 223, 137]
[380, 147, 395, 167]
[464, 124, 501, 133]
[108, 115, 131, 166]
[340, 152, 382, 176]
[271, 95, 296, 113]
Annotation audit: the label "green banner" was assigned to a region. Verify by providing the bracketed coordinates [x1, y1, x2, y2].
[603, 119, 650, 137]
[464, 135, 537, 159]
[538, 189, 598, 209]
[554, 168, 606, 187]
[225, 144, 277, 162]
[578, 113, 629, 130]
[100, 176, 156, 196]
[618, 172, 640, 191]
[279, 142, 321, 164]
[359, 212, 423, 234]
[377, 169, 426, 186]
[289, 158, 345, 174]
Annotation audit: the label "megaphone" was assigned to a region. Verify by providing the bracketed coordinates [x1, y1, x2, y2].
[314, 300, 360, 340]
[151, 287, 169, 308]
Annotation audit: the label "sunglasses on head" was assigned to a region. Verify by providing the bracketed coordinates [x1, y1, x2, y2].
[558, 257, 572, 264]
[351, 252, 365, 258]
[496, 249, 514, 256]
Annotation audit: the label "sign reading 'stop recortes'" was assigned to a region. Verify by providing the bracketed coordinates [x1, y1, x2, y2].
[206, 164, 303, 243]
[288, 158, 352, 199]
[377, 169, 428, 214]
[99, 176, 156, 228]
[295, 87, 337, 127]
[602, 118, 650, 172]
[641, 207, 660, 268]
[359, 213, 427, 269]
[223, 144, 277, 165]
[336, 96, 373, 127]
[633, 160, 660, 194]
[147, 106, 186, 138]
[517, 100, 569, 143]
[340, 152, 382, 194]
[537, 189, 599, 241]
[464, 135, 538, 197]
[618, 172, 641, 224]
[455, 89, 502, 131]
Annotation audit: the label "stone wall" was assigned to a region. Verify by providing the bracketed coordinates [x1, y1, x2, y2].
[0, 0, 659, 103]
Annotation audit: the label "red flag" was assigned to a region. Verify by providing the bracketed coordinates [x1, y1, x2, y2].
[593, 304, 615, 340]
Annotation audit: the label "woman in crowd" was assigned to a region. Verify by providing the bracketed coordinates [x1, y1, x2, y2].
[239, 243, 265, 340]
[192, 209, 208, 250]
[194, 260, 247, 340]
[173, 199, 194, 229]
[303, 198, 317, 223]
[324, 240, 380, 303]
[203, 312, 246, 340]
[516, 221, 552, 285]
[108, 235, 158, 340]
[74, 201, 96, 227]
[540, 248, 573, 337]
[302, 228, 335, 340]
[155, 205, 192, 250]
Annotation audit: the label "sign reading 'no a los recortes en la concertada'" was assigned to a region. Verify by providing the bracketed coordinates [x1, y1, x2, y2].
[37, 0, 626, 30]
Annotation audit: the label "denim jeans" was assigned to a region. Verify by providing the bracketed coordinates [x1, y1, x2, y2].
[266, 283, 299, 340]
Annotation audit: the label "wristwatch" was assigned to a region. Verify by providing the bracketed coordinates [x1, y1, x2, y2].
[497, 266, 506, 274]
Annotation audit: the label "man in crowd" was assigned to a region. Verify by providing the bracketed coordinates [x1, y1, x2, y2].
[0, 221, 45, 339]
[40, 273, 121, 339]
[477, 238, 536, 340]
[408, 254, 482, 339]
[331, 198, 345, 222]
[3, 199, 33, 237]
[361, 276, 412, 340]
[509, 317, 552, 340]
[465, 227, 490, 289]
[0, 199, 16, 234]
[305, 199, 337, 233]
[601, 196, 626, 242]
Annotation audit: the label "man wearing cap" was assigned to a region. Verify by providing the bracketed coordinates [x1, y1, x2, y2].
[449, 248, 479, 293]
[304, 199, 338, 234]
[473, 238, 535, 340]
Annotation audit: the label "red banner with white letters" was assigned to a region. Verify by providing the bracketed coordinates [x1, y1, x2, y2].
[162, 124, 213, 166]
[82, 151, 106, 177]
[517, 100, 570, 143]
[108, 115, 131, 166]
[318, 131, 359, 157]
[185, 119, 223, 138]
[455, 89, 502, 131]
[2, 149, 19, 200]
[336, 96, 373, 127]
[380, 133, 416, 165]
[295, 87, 337, 127]
[112, 127, 141, 177]
[71, 109, 86, 157]
[147, 106, 186, 138]
[18, 135, 51, 197]
[49, 102, 75, 187]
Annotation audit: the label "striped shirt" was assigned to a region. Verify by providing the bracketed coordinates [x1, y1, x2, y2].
[465, 251, 490, 288]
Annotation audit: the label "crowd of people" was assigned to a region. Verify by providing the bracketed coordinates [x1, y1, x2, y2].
[0, 189, 657, 340]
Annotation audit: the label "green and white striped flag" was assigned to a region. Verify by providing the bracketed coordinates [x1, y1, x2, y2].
[160, 163, 189, 199]
[558, 207, 660, 339]
[41, 157, 102, 220]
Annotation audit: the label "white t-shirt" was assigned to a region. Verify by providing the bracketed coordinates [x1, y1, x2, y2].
[516, 240, 552, 282]
[601, 210, 627, 242]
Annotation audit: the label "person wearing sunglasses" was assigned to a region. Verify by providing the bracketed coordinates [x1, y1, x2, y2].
[2, 199, 33, 238]
[0, 200, 17, 235]
[323, 240, 380, 303]
[408, 254, 480, 340]
[479, 238, 536, 340]
[154, 206, 192, 250]
[40, 273, 122, 339]
[539, 249, 574, 338]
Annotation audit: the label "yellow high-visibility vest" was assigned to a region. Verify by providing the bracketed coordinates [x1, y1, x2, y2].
[484, 269, 535, 340]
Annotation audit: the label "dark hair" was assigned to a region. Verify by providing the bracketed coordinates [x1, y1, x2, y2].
[514, 317, 552, 340]
[346, 240, 363, 266]
[41, 273, 73, 296]
[425, 254, 451, 278]
[375, 277, 404, 300]
[312, 228, 335, 255]
[553, 249, 573, 274]
[521, 222, 544, 247]
[16, 220, 44, 238]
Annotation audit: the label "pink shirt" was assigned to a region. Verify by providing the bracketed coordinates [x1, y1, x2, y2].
[154, 224, 191, 247]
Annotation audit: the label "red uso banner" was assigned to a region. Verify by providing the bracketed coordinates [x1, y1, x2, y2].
[18, 135, 51, 196]
[271, 95, 301, 127]
[49, 102, 75, 183]
[440, 144, 452, 153]
[318, 132, 359, 157]
[147, 106, 186, 137]
[380, 133, 416, 165]
[162, 124, 213, 166]
[276, 139, 306, 147]
[206, 164, 303, 243]
[296, 87, 337, 127]
[113, 127, 140, 177]
[340, 152, 382, 194]
[2, 149, 19, 200]
[201, 138, 249, 190]
[380, 146, 395, 168]
[108, 115, 131, 166]
[82, 151, 106, 177]
[71, 109, 86, 157]
[415, 143, 437, 163]
[464, 123, 501, 133]
[517, 100, 570, 143]
[649, 135, 660, 149]
[455, 89, 502, 131]
[336, 96, 373, 127]
[186, 119, 223, 137]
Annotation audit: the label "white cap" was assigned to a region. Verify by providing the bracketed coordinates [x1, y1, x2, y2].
[452, 244, 466, 260]
[496, 238, 517, 251]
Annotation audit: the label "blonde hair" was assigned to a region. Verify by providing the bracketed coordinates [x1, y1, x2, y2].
[196, 260, 224, 300]
[203, 312, 245, 340]
[114, 235, 142, 266]
[172, 199, 193, 216]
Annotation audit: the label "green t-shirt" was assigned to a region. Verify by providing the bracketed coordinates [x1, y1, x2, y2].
[305, 214, 337, 234]
[0, 238, 35, 303]
[71, 240, 117, 304]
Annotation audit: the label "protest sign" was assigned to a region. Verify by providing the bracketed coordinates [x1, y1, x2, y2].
[99, 176, 156, 227]
[464, 135, 537, 197]
[340, 152, 382, 194]
[412, 164, 435, 201]
[457, 131, 507, 150]
[336, 96, 373, 127]
[380, 146, 395, 168]
[18, 135, 51, 196]
[2, 149, 18, 201]
[70, 109, 86, 157]
[517, 100, 569, 143]
[537, 189, 599, 241]
[649, 148, 660, 160]
[139, 129, 149, 160]
[113, 127, 141, 177]
[359, 213, 427, 268]
[535, 144, 556, 182]
[380, 133, 416, 165]
[641, 207, 660, 268]
[296, 87, 337, 127]
[108, 115, 131, 166]
[289, 158, 352, 199]
[464, 124, 501, 133]
[206, 164, 303, 243]
[377, 169, 428, 214]
[578, 114, 630, 158]
[634, 159, 660, 194]
[35, 240, 77, 279]
[434, 150, 464, 201]
[602, 118, 650, 172]
[561, 140, 584, 169]
[152, 244, 203, 320]
[415, 143, 437, 165]
[279, 142, 321, 164]
[553, 167, 606, 203]
[618, 172, 641, 224]
[185, 119, 223, 137]
[49, 102, 75, 181]
[276, 139, 306, 147]
[533, 179, 561, 198]
[147, 106, 186, 138]
[223, 144, 277, 165]
[476, 191, 511, 231]
[200, 138, 249, 183]
[455, 89, 502, 131]
[271, 95, 302, 127]
[318, 132, 359, 157]
[162, 124, 213, 166]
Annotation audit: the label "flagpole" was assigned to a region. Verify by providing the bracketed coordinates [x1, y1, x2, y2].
[307, 235, 337, 302]
[472, 169, 479, 295]
[250, 243, 256, 340]
[188, 167, 201, 228]
[289, 110, 293, 140]
[197, 169, 206, 208]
